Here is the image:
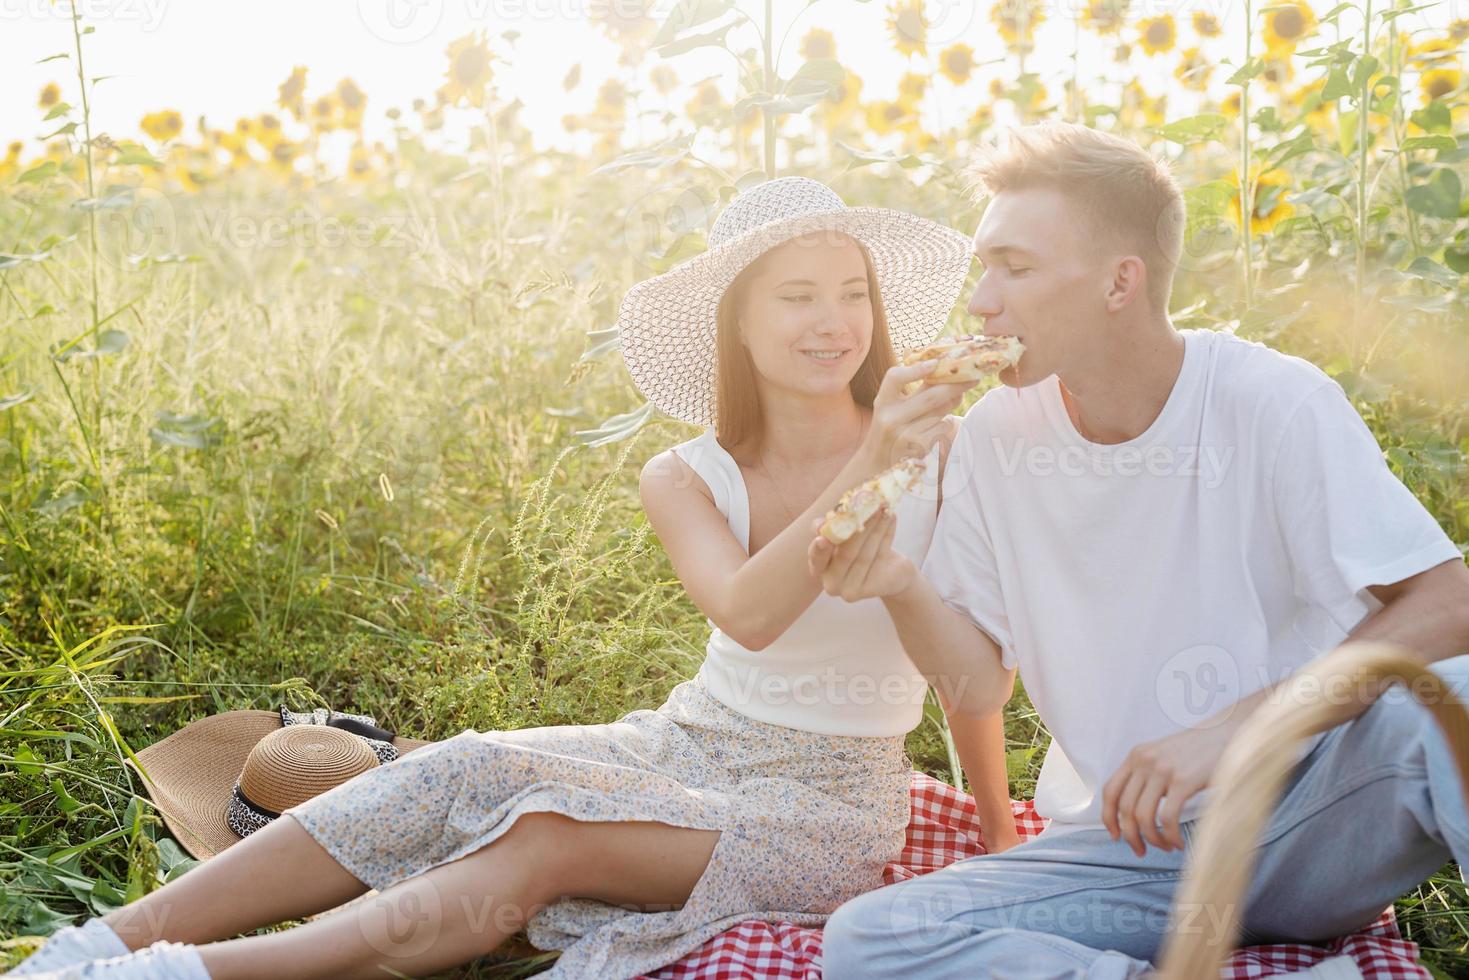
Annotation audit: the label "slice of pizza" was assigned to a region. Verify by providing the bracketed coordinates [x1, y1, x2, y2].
[900, 334, 1026, 395]
[818, 457, 926, 545]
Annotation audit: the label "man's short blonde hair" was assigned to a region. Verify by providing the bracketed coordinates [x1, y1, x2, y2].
[965, 122, 1185, 313]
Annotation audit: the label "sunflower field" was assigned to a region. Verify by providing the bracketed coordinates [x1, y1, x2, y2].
[1, 0, 1468, 975]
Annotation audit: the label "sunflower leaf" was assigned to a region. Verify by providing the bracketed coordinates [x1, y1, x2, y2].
[656, 22, 732, 58]
[1149, 113, 1227, 145]
[18, 161, 58, 184]
[1261, 130, 1315, 170]
[1226, 58, 1265, 86]
[1410, 101, 1451, 134]
[1405, 257, 1459, 289]
[1398, 135, 1458, 154]
[653, 0, 733, 47]
[1351, 55, 1381, 92]
[1404, 169, 1463, 220]
[1322, 67, 1353, 101]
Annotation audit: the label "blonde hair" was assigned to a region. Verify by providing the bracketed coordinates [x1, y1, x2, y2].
[965, 121, 1185, 313]
[713, 238, 895, 450]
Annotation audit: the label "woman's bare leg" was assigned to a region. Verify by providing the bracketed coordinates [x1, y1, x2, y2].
[195, 812, 721, 980]
[102, 814, 369, 951]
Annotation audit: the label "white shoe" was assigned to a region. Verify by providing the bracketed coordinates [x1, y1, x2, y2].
[5, 920, 130, 976]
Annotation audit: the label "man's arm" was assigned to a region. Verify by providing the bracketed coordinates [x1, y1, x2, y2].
[939, 689, 1024, 852]
[883, 576, 1017, 718]
[1102, 557, 1469, 856]
[1211, 557, 1469, 729]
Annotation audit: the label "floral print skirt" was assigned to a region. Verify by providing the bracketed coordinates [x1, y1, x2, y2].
[283, 674, 912, 979]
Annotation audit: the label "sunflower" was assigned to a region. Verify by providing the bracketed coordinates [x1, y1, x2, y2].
[442, 31, 493, 108]
[992, 0, 1044, 49]
[268, 138, 300, 177]
[887, 0, 927, 58]
[1175, 47, 1213, 92]
[685, 80, 727, 124]
[969, 103, 994, 133]
[1082, 0, 1129, 36]
[0, 141, 23, 181]
[650, 64, 677, 95]
[277, 66, 307, 121]
[347, 143, 373, 181]
[255, 113, 284, 149]
[218, 129, 251, 169]
[310, 94, 339, 132]
[1138, 15, 1176, 56]
[1220, 90, 1242, 117]
[898, 72, 928, 106]
[1263, 3, 1317, 54]
[174, 142, 217, 192]
[865, 99, 918, 135]
[596, 79, 628, 122]
[939, 43, 975, 84]
[140, 110, 183, 143]
[591, 0, 653, 40]
[1296, 80, 1334, 134]
[820, 74, 863, 130]
[1192, 11, 1222, 37]
[1409, 38, 1459, 69]
[336, 78, 367, 129]
[1450, 20, 1469, 43]
[38, 82, 61, 110]
[1230, 166, 1295, 235]
[1122, 80, 1167, 128]
[800, 27, 836, 61]
[1261, 55, 1295, 90]
[1422, 68, 1462, 102]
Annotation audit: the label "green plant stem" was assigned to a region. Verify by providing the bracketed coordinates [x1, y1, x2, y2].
[1356, 0, 1373, 310]
[67, 0, 109, 534]
[1388, 11, 1422, 259]
[761, 0, 776, 178]
[1241, 0, 1255, 310]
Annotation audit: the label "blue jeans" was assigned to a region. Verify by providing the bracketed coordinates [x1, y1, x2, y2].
[821, 653, 1469, 979]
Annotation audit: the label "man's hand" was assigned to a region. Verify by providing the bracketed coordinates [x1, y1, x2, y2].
[1099, 722, 1237, 856]
[807, 508, 917, 602]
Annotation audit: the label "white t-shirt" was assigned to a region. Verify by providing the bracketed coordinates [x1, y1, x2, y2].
[922, 328, 1463, 836]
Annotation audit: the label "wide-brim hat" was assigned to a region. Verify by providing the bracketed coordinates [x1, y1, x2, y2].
[617, 176, 973, 427]
[128, 706, 432, 860]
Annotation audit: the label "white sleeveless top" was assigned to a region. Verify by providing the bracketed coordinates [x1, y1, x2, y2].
[668, 429, 939, 737]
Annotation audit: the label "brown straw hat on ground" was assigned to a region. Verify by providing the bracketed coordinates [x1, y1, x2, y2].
[616, 176, 973, 427]
[128, 705, 432, 859]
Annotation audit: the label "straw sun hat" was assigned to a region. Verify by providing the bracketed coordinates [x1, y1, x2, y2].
[128, 706, 431, 859]
[617, 176, 973, 428]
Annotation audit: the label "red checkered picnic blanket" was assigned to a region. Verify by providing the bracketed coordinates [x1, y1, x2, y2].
[639, 772, 1428, 979]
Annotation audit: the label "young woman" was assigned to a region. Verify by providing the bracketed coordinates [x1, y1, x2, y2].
[9, 177, 1020, 980]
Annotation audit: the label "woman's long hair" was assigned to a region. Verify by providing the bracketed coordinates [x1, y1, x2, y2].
[713, 238, 895, 450]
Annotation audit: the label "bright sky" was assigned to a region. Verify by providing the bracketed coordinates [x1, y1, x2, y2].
[1, 0, 1451, 162]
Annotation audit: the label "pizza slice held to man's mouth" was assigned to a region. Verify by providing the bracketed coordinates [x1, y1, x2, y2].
[899, 334, 1026, 395]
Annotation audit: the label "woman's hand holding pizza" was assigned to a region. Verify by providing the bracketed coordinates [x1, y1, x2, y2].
[861, 360, 975, 469]
[807, 508, 916, 603]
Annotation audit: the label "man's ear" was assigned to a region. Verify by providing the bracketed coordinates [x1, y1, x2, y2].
[1104, 256, 1147, 313]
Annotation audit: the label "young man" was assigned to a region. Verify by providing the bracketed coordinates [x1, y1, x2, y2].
[809, 122, 1469, 976]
